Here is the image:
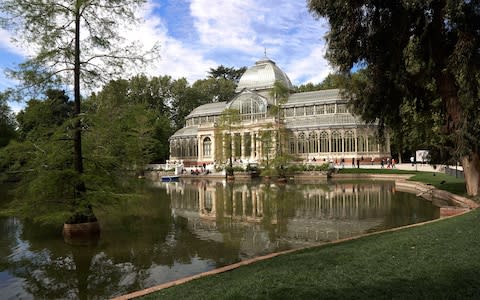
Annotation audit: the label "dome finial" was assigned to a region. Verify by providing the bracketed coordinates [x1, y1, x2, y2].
[264, 47, 267, 57]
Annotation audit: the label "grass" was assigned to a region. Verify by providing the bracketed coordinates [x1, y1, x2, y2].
[409, 172, 467, 196]
[140, 172, 479, 299]
[144, 210, 480, 299]
[338, 168, 468, 197]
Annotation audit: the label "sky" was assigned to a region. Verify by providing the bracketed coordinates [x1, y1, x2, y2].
[0, 0, 332, 112]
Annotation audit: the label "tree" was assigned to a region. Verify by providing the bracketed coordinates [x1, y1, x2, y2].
[0, 0, 158, 223]
[85, 76, 171, 166]
[295, 73, 344, 92]
[218, 108, 241, 175]
[308, 0, 480, 196]
[0, 95, 16, 148]
[192, 78, 237, 103]
[208, 65, 247, 83]
[268, 81, 292, 175]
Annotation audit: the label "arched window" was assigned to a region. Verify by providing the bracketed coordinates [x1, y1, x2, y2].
[228, 94, 267, 121]
[297, 132, 306, 154]
[331, 131, 342, 152]
[344, 131, 355, 152]
[309, 132, 317, 153]
[320, 131, 329, 152]
[192, 138, 198, 157]
[368, 135, 377, 152]
[289, 135, 296, 154]
[203, 137, 212, 157]
[357, 135, 366, 152]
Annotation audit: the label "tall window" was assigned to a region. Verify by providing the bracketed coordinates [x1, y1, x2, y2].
[203, 137, 212, 157]
[357, 135, 366, 152]
[309, 132, 317, 153]
[298, 132, 307, 154]
[320, 131, 329, 152]
[344, 131, 355, 152]
[331, 131, 342, 152]
[289, 136, 296, 154]
[368, 135, 377, 152]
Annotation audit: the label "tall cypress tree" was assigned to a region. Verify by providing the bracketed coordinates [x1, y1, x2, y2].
[0, 0, 158, 223]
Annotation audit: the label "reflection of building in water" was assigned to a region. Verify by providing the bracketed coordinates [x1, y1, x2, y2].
[163, 180, 395, 252]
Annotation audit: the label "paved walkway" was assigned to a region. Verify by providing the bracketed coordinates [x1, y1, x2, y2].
[340, 162, 462, 173]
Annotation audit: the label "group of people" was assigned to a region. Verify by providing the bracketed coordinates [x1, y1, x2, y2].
[380, 157, 396, 168]
[181, 163, 211, 175]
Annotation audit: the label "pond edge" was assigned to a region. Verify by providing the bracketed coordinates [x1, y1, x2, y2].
[111, 176, 478, 300]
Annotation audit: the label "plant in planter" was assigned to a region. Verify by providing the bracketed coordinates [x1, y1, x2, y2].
[271, 154, 294, 181]
[225, 165, 235, 177]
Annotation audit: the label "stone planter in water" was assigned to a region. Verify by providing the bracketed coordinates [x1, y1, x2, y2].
[63, 221, 100, 246]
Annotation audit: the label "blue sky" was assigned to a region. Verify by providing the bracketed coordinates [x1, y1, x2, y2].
[1, 0, 332, 111]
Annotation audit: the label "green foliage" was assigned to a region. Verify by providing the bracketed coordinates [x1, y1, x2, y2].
[294, 163, 330, 172]
[218, 108, 242, 167]
[0, 0, 158, 95]
[225, 166, 234, 176]
[0, 96, 16, 148]
[295, 73, 345, 92]
[308, 0, 480, 195]
[0, 87, 160, 225]
[208, 65, 247, 83]
[86, 77, 174, 163]
[0, 0, 161, 224]
[192, 77, 237, 103]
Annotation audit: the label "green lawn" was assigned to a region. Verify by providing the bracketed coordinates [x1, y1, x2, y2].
[337, 168, 468, 197]
[141, 172, 479, 299]
[409, 172, 467, 196]
[144, 209, 480, 299]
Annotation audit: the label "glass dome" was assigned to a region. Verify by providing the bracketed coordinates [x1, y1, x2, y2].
[236, 57, 293, 92]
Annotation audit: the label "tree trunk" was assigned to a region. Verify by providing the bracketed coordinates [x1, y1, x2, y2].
[74, 7, 85, 193]
[462, 153, 480, 197]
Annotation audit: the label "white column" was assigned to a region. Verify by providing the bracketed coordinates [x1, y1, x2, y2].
[231, 133, 236, 160]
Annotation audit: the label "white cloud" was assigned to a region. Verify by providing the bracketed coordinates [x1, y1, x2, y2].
[187, 0, 332, 84]
[189, 0, 263, 53]
[117, 0, 217, 82]
[0, 29, 30, 57]
[0, 0, 334, 90]
[286, 45, 332, 85]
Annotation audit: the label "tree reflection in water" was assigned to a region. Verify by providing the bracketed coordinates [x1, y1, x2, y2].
[0, 180, 439, 299]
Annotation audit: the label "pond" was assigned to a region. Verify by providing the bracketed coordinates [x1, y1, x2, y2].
[0, 179, 439, 299]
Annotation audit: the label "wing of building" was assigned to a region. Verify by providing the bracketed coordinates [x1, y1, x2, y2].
[169, 56, 390, 166]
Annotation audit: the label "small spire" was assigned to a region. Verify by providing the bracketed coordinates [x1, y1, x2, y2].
[264, 47, 267, 57]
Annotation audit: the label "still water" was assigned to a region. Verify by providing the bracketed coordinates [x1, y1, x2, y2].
[0, 179, 439, 299]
